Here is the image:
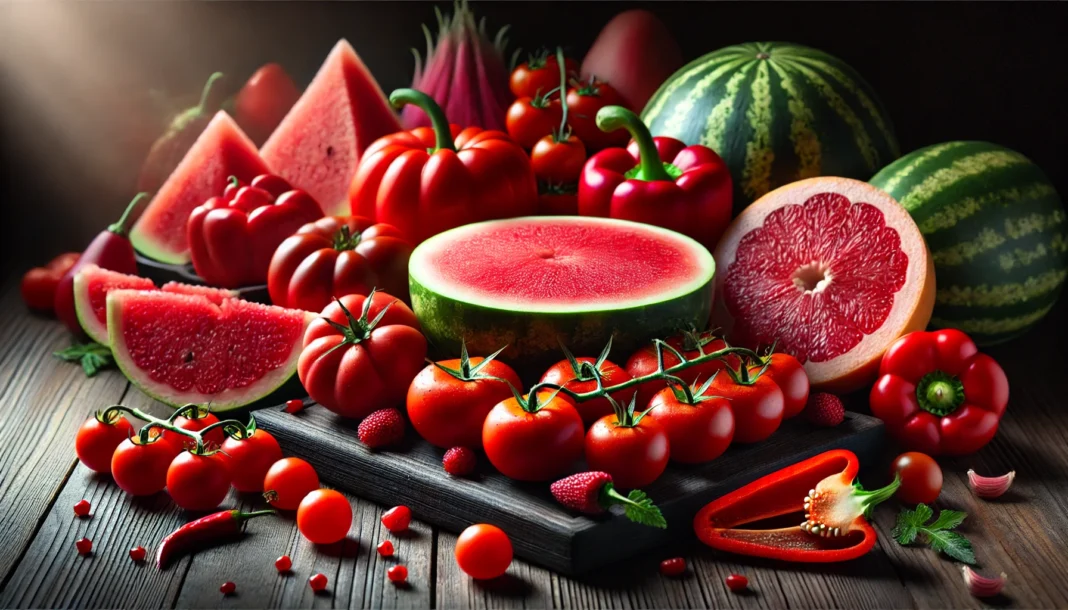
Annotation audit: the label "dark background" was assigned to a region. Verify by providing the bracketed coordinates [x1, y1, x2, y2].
[1, 1, 1065, 278]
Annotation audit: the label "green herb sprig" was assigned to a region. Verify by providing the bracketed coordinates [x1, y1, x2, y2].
[892, 503, 976, 564]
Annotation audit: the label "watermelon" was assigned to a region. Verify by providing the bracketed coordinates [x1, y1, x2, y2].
[870, 141, 1067, 344]
[260, 39, 401, 216]
[108, 290, 314, 410]
[130, 111, 270, 264]
[409, 216, 715, 377]
[642, 42, 900, 213]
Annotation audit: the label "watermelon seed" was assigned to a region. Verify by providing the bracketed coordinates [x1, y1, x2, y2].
[326, 146, 334, 157]
[183, 351, 194, 363]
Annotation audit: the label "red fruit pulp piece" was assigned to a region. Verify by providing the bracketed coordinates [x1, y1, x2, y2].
[309, 572, 328, 592]
[129, 546, 147, 562]
[377, 540, 395, 557]
[382, 505, 411, 533]
[726, 573, 749, 592]
[387, 565, 408, 584]
[275, 555, 292, 572]
[73, 499, 91, 517]
[220, 581, 236, 595]
[76, 537, 92, 555]
[659, 557, 686, 577]
[284, 399, 306, 414]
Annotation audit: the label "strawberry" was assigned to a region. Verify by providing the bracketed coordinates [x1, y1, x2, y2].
[550, 471, 666, 527]
[358, 409, 405, 448]
[805, 393, 845, 427]
[443, 447, 476, 476]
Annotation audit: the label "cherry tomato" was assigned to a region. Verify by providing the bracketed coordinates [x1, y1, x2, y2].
[309, 572, 328, 592]
[531, 134, 587, 184]
[509, 53, 579, 99]
[263, 457, 320, 510]
[387, 565, 408, 584]
[275, 555, 292, 572]
[626, 331, 738, 408]
[482, 392, 584, 481]
[647, 385, 734, 464]
[234, 63, 300, 145]
[891, 452, 943, 505]
[220, 429, 283, 492]
[167, 451, 231, 511]
[585, 412, 669, 489]
[506, 96, 563, 150]
[761, 353, 810, 419]
[566, 79, 630, 150]
[406, 357, 522, 449]
[168, 407, 225, 447]
[75, 413, 134, 473]
[539, 356, 635, 427]
[297, 489, 352, 544]
[455, 524, 513, 580]
[21, 252, 79, 312]
[111, 436, 175, 496]
[381, 505, 412, 533]
[709, 370, 785, 444]
[659, 557, 686, 577]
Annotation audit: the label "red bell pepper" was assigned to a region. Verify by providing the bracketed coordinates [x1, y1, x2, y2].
[578, 106, 733, 250]
[187, 174, 323, 288]
[870, 329, 1009, 456]
[348, 88, 538, 245]
[694, 449, 899, 563]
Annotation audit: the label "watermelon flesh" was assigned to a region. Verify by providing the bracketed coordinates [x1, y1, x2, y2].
[130, 112, 270, 264]
[109, 290, 314, 410]
[260, 39, 401, 216]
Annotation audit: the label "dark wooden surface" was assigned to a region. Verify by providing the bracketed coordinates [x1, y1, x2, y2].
[1, 274, 1066, 608]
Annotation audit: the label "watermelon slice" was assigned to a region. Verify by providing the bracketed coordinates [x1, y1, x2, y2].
[130, 111, 270, 265]
[260, 39, 401, 216]
[108, 290, 315, 410]
[73, 264, 236, 344]
[713, 177, 935, 393]
[409, 216, 715, 377]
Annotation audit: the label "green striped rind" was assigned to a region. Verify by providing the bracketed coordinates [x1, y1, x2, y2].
[642, 41, 899, 213]
[870, 141, 1067, 344]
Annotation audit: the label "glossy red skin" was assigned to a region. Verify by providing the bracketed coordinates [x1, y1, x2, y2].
[75, 415, 134, 473]
[406, 358, 522, 449]
[297, 489, 352, 544]
[167, 410, 225, 448]
[348, 124, 538, 245]
[891, 452, 943, 505]
[710, 372, 784, 444]
[22, 253, 79, 312]
[537, 191, 578, 215]
[580, 9, 684, 110]
[387, 565, 408, 583]
[111, 437, 175, 496]
[647, 387, 734, 463]
[220, 429, 283, 492]
[509, 56, 579, 99]
[660, 557, 686, 577]
[166, 451, 231, 511]
[268, 216, 413, 311]
[482, 393, 584, 482]
[308, 573, 328, 591]
[55, 223, 140, 336]
[235, 63, 300, 146]
[579, 137, 733, 251]
[626, 334, 738, 409]
[506, 97, 563, 150]
[565, 81, 631, 151]
[585, 414, 669, 489]
[531, 134, 587, 184]
[455, 523, 513, 580]
[870, 329, 1008, 456]
[263, 457, 320, 510]
[382, 505, 411, 532]
[762, 353, 810, 419]
[538, 357, 636, 426]
[299, 292, 426, 419]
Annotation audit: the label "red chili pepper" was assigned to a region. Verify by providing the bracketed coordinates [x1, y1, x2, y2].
[348, 88, 538, 245]
[54, 194, 148, 335]
[693, 450, 899, 563]
[577, 106, 733, 251]
[870, 329, 1009, 455]
[187, 174, 323, 288]
[156, 509, 274, 569]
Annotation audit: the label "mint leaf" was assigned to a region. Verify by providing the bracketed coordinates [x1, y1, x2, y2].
[54, 342, 114, 378]
[928, 509, 967, 531]
[621, 489, 667, 529]
[891, 517, 920, 545]
[926, 530, 976, 565]
[893, 504, 976, 564]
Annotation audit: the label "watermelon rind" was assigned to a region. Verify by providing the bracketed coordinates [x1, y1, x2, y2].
[409, 216, 716, 377]
[107, 290, 315, 411]
[870, 141, 1067, 345]
[74, 266, 155, 344]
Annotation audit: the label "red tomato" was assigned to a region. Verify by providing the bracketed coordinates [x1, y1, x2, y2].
[506, 96, 562, 150]
[510, 54, 579, 99]
[531, 134, 587, 184]
[268, 216, 413, 312]
[75, 413, 134, 473]
[111, 437, 175, 496]
[709, 371, 785, 444]
[166, 407, 224, 448]
[455, 524, 513, 580]
[406, 356, 522, 449]
[537, 188, 578, 215]
[264, 457, 320, 510]
[220, 429, 283, 492]
[585, 412, 669, 489]
[482, 391, 584, 481]
[166, 451, 231, 511]
[891, 452, 943, 505]
[298, 292, 426, 419]
[234, 63, 300, 145]
[761, 353, 810, 419]
[566, 79, 630, 151]
[647, 385, 734, 464]
[297, 489, 353, 544]
[538, 356, 635, 426]
[21, 252, 79, 312]
[626, 331, 738, 408]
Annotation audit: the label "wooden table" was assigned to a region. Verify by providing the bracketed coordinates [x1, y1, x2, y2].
[1, 275, 1066, 609]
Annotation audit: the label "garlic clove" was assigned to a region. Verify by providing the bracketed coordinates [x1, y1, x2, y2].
[967, 469, 1016, 499]
[962, 565, 1007, 598]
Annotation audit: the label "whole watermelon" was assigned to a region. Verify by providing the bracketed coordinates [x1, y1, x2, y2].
[871, 141, 1067, 345]
[642, 42, 900, 213]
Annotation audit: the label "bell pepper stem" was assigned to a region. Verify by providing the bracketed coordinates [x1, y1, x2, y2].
[107, 193, 150, 237]
[196, 72, 226, 114]
[389, 88, 456, 152]
[855, 475, 902, 518]
[595, 106, 672, 182]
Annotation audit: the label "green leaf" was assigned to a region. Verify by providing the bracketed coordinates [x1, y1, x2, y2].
[926, 530, 976, 565]
[893, 504, 976, 565]
[54, 342, 114, 378]
[622, 489, 667, 529]
[928, 509, 967, 532]
[891, 519, 920, 546]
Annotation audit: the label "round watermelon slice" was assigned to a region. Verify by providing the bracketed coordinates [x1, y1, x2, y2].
[409, 216, 715, 377]
[108, 290, 315, 410]
[713, 177, 935, 393]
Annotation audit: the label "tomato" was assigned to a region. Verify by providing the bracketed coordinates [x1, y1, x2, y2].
[406, 352, 522, 449]
[761, 353, 810, 419]
[166, 451, 231, 511]
[538, 351, 635, 426]
[585, 409, 669, 489]
[506, 96, 562, 150]
[891, 452, 943, 505]
[626, 331, 738, 408]
[647, 384, 734, 464]
[111, 436, 175, 496]
[75, 412, 134, 473]
[482, 391, 584, 481]
[234, 63, 300, 145]
[566, 79, 630, 151]
[531, 134, 587, 184]
[21, 252, 79, 312]
[268, 216, 413, 312]
[537, 185, 578, 215]
[297, 489, 353, 544]
[166, 406, 224, 448]
[509, 53, 579, 99]
[263, 457, 320, 510]
[298, 291, 426, 419]
[455, 524, 513, 580]
[709, 370, 785, 444]
[220, 429, 283, 492]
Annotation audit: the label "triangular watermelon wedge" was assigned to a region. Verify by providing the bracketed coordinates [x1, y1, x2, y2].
[260, 39, 401, 216]
[130, 111, 271, 264]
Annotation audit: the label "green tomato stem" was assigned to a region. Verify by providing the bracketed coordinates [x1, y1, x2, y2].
[389, 88, 455, 152]
[594, 106, 671, 182]
[107, 193, 150, 237]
